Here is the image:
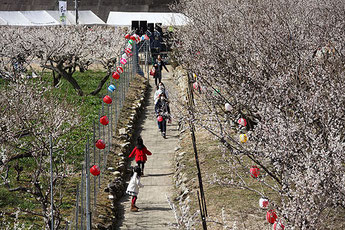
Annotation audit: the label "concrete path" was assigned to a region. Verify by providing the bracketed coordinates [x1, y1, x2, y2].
[117, 68, 178, 229]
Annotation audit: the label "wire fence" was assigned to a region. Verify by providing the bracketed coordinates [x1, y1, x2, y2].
[48, 38, 151, 230]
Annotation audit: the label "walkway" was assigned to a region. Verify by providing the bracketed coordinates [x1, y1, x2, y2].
[117, 67, 178, 229]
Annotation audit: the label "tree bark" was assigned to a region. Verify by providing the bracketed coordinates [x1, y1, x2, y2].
[89, 71, 111, 96]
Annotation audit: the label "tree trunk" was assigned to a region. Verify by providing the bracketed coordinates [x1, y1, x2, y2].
[89, 71, 111, 96]
[52, 71, 61, 87]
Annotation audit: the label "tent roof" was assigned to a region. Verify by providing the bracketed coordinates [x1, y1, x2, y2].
[107, 12, 187, 26]
[0, 10, 105, 26]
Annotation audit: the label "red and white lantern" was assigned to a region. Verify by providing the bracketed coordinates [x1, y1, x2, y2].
[272, 221, 285, 230]
[112, 72, 120, 80]
[130, 35, 136, 41]
[225, 103, 231, 112]
[125, 34, 130, 39]
[95, 139, 106, 149]
[90, 165, 100, 176]
[122, 53, 128, 59]
[250, 166, 260, 178]
[100, 116, 109, 125]
[125, 48, 132, 55]
[259, 197, 269, 209]
[238, 118, 247, 126]
[103, 95, 112, 104]
[116, 66, 124, 74]
[120, 58, 127, 65]
[266, 210, 277, 224]
[157, 116, 163, 122]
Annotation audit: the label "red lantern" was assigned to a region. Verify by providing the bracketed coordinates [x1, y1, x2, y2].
[90, 165, 100, 176]
[125, 34, 130, 39]
[100, 116, 109, 125]
[125, 48, 131, 54]
[259, 197, 269, 209]
[95, 139, 106, 149]
[238, 118, 247, 126]
[266, 210, 277, 224]
[130, 35, 136, 40]
[116, 66, 124, 74]
[157, 116, 163, 122]
[272, 221, 285, 230]
[103, 95, 112, 104]
[112, 72, 120, 80]
[250, 166, 260, 178]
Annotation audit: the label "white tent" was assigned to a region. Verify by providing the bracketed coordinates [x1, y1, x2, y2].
[0, 10, 105, 26]
[107, 12, 188, 26]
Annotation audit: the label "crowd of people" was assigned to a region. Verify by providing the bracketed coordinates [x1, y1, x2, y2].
[126, 52, 171, 212]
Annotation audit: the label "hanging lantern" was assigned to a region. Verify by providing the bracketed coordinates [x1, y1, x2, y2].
[128, 40, 134, 45]
[120, 58, 127, 65]
[125, 34, 130, 39]
[112, 72, 120, 80]
[130, 35, 136, 40]
[266, 210, 277, 224]
[90, 165, 101, 176]
[250, 166, 260, 178]
[127, 43, 133, 49]
[238, 118, 247, 127]
[225, 103, 231, 112]
[108, 84, 116, 92]
[272, 221, 285, 230]
[100, 116, 109, 125]
[239, 133, 247, 143]
[193, 82, 199, 90]
[103, 95, 112, 104]
[116, 66, 124, 74]
[144, 34, 150, 40]
[157, 116, 163, 122]
[259, 197, 269, 209]
[95, 139, 106, 149]
[122, 53, 128, 59]
[125, 48, 132, 54]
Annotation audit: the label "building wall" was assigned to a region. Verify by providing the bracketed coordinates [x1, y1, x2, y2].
[0, 0, 176, 22]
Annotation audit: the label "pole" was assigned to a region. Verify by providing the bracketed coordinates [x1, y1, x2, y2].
[86, 137, 91, 230]
[187, 73, 208, 229]
[50, 136, 54, 230]
[75, 0, 79, 25]
[75, 184, 79, 230]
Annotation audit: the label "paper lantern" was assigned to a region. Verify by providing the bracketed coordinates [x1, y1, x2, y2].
[250, 166, 260, 178]
[239, 133, 247, 143]
[122, 53, 128, 59]
[238, 118, 247, 127]
[144, 34, 150, 40]
[128, 40, 134, 45]
[272, 221, 285, 230]
[108, 84, 116, 92]
[125, 34, 130, 39]
[130, 35, 136, 40]
[116, 66, 124, 74]
[157, 116, 163, 122]
[127, 43, 133, 49]
[103, 95, 112, 104]
[266, 210, 277, 224]
[225, 103, 231, 112]
[120, 58, 127, 65]
[125, 48, 132, 54]
[100, 116, 109, 125]
[259, 197, 269, 209]
[95, 139, 106, 149]
[112, 72, 120, 80]
[90, 165, 100, 176]
[193, 82, 199, 90]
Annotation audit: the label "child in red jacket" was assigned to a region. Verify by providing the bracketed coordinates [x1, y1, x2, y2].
[129, 136, 152, 175]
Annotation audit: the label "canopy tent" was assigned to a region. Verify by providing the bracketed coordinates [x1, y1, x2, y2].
[107, 12, 188, 26]
[0, 10, 105, 26]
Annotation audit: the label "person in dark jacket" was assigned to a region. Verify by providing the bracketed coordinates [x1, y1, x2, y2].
[129, 136, 152, 175]
[153, 55, 169, 87]
[155, 94, 170, 138]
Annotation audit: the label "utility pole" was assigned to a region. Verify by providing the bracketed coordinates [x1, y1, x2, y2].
[75, 0, 79, 25]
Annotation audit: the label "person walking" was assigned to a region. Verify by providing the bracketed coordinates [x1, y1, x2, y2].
[154, 82, 169, 104]
[126, 166, 144, 212]
[128, 136, 152, 175]
[155, 94, 171, 138]
[153, 55, 169, 87]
